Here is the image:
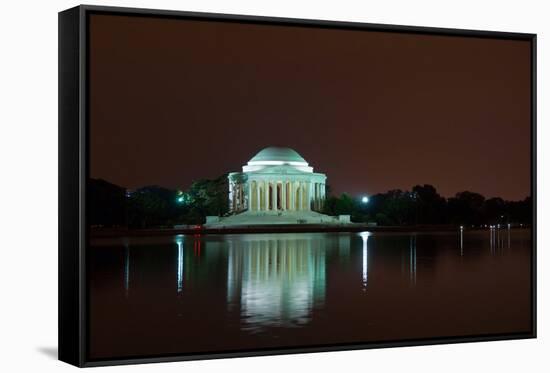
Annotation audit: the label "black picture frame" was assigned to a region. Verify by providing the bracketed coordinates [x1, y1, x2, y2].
[59, 4, 537, 367]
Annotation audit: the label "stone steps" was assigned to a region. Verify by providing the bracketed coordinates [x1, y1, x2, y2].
[206, 211, 343, 227]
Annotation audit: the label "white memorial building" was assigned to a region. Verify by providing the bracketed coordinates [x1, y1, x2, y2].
[206, 147, 350, 226]
[229, 146, 327, 213]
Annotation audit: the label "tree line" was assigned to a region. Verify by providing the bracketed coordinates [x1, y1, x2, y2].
[89, 178, 531, 229]
[89, 176, 229, 228]
[323, 184, 531, 226]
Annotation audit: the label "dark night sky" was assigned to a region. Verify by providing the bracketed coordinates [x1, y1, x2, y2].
[89, 14, 531, 200]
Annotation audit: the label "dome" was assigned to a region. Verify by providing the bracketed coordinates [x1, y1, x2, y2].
[248, 147, 308, 165]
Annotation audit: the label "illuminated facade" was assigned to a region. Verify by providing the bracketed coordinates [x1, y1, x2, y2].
[228, 146, 327, 213]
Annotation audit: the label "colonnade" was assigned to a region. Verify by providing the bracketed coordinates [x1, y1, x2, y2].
[246, 180, 325, 212]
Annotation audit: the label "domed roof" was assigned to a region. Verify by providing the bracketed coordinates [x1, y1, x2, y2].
[249, 147, 307, 165]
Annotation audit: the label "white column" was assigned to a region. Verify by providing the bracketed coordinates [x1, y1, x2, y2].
[264, 180, 269, 211]
[286, 181, 289, 210]
[298, 181, 303, 211]
[292, 182, 294, 211]
[304, 183, 308, 210]
[271, 182, 277, 211]
[282, 181, 286, 211]
[306, 182, 310, 211]
[256, 182, 260, 211]
[265, 181, 270, 211]
[247, 182, 251, 211]
[289, 181, 294, 211]
[294, 182, 298, 211]
[259, 182, 262, 211]
[300, 182, 304, 211]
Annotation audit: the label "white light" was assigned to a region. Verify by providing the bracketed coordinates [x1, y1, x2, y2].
[361, 196, 369, 204]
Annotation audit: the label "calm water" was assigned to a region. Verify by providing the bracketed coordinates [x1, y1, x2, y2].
[89, 229, 532, 360]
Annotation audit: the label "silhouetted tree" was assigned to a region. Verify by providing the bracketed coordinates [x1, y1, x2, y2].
[89, 178, 126, 227]
[187, 174, 229, 218]
[412, 184, 446, 224]
[447, 191, 485, 225]
[363, 189, 416, 225]
[483, 197, 506, 224]
[322, 193, 355, 216]
[127, 186, 179, 228]
[506, 196, 532, 224]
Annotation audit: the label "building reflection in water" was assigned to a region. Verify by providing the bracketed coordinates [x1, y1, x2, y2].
[226, 233, 329, 332]
[360, 232, 370, 291]
[117, 231, 431, 314]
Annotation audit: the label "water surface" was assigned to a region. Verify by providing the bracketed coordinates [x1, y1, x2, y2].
[89, 229, 532, 360]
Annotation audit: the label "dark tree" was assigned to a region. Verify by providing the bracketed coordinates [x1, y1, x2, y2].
[362, 189, 416, 225]
[505, 196, 532, 224]
[322, 193, 355, 216]
[88, 178, 126, 227]
[447, 191, 486, 225]
[127, 185, 180, 228]
[483, 197, 506, 223]
[411, 184, 447, 224]
[187, 174, 230, 218]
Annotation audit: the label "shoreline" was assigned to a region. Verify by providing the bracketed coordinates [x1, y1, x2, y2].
[90, 224, 530, 238]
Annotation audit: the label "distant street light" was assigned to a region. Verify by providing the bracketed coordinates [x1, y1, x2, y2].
[361, 196, 369, 204]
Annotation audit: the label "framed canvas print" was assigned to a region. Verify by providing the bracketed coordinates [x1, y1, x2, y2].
[59, 5, 536, 367]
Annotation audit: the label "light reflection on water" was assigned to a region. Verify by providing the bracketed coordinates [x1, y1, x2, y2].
[96, 228, 531, 359]
[489, 226, 512, 253]
[360, 232, 370, 291]
[176, 234, 184, 293]
[117, 231, 426, 331]
[116, 228, 522, 329]
[409, 234, 417, 285]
